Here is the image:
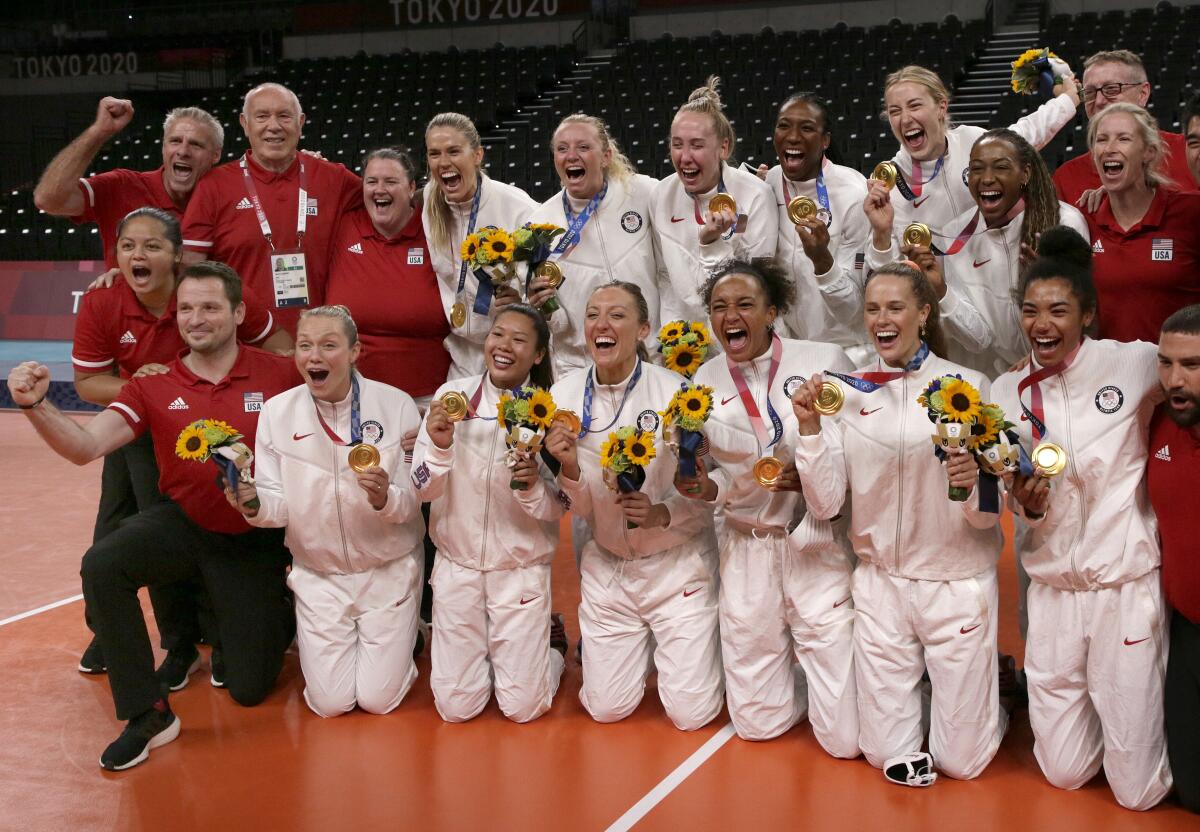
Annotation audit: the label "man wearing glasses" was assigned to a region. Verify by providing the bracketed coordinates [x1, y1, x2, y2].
[1053, 50, 1197, 204]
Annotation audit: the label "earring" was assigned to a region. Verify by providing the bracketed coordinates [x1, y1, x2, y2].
[920, 320, 927, 337]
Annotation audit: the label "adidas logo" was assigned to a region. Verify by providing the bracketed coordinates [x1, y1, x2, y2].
[348, 242, 363, 254]
[235, 197, 253, 210]
[119, 330, 136, 344]
[1155, 445, 1171, 462]
[1092, 239, 1104, 253]
[167, 397, 189, 410]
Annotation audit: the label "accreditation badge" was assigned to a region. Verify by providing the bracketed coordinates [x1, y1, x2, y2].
[270, 250, 310, 308]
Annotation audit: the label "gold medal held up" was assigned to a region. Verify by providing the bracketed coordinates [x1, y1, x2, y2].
[871, 162, 898, 190]
[1032, 442, 1067, 477]
[787, 196, 818, 225]
[753, 456, 784, 488]
[903, 223, 933, 248]
[813, 381, 845, 416]
[708, 193, 738, 216]
[348, 443, 381, 474]
[450, 302, 467, 328]
[439, 390, 469, 422]
[534, 261, 564, 288]
[551, 408, 582, 436]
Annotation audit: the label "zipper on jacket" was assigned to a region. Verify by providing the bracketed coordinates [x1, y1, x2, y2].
[751, 360, 772, 530]
[893, 373, 908, 573]
[329, 401, 353, 573]
[1059, 374, 1088, 588]
[479, 424, 497, 568]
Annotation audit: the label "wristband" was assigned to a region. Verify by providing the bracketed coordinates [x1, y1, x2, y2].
[18, 395, 46, 411]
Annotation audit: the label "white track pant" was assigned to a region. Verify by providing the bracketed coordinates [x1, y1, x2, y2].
[854, 561, 1006, 779]
[289, 551, 422, 717]
[578, 540, 724, 731]
[1025, 571, 1172, 810]
[430, 555, 564, 723]
[718, 526, 859, 755]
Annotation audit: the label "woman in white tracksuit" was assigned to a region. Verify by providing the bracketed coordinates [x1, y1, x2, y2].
[653, 77, 777, 328]
[864, 64, 1080, 273]
[793, 261, 1006, 780]
[528, 114, 662, 378]
[229, 306, 424, 717]
[676, 258, 859, 755]
[545, 281, 724, 730]
[991, 226, 1170, 810]
[766, 93, 872, 365]
[424, 112, 537, 379]
[412, 304, 567, 723]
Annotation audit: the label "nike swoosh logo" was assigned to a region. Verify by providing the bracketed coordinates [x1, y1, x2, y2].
[720, 395, 738, 406]
[682, 587, 702, 598]
[973, 259, 992, 268]
[1123, 636, 1150, 646]
[860, 407, 882, 416]
[293, 432, 313, 441]
[913, 196, 929, 208]
[833, 597, 851, 608]
[1019, 413, 1029, 421]
[671, 216, 687, 223]
[519, 595, 540, 606]
[960, 623, 982, 635]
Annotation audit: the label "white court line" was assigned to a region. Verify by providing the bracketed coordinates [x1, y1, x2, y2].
[605, 722, 737, 832]
[0, 594, 83, 627]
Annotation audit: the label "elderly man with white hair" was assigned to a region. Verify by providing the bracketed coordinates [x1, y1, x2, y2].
[182, 82, 362, 334]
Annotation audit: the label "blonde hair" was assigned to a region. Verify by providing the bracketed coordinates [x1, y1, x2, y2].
[424, 112, 483, 257]
[553, 113, 636, 183]
[299, 304, 358, 345]
[1083, 50, 1148, 82]
[1087, 103, 1170, 188]
[163, 107, 224, 154]
[673, 76, 737, 157]
[882, 65, 952, 129]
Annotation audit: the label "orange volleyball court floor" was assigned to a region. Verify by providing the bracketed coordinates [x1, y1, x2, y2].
[1, 411, 1197, 831]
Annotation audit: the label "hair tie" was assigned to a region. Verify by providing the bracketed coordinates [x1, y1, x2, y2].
[900, 259, 922, 272]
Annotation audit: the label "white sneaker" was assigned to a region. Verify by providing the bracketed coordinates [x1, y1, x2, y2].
[884, 752, 938, 787]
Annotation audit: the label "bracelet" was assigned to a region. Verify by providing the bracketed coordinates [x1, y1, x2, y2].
[18, 395, 46, 411]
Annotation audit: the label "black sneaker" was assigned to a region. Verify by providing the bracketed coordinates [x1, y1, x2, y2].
[413, 619, 431, 659]
[78, 637, 107, 675]
[154, 646, 200, 692]
[99, 699, 180, 771]
[550, 613, 568, 656]
[210, 648, 226, 689]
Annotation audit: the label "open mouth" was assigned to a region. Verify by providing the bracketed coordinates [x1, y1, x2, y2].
[678, 165, 701, 188]
[874, 329, 899, 348]
[978, 189, 1004, 208]
[440, 171, 462, 191]
[1032, 335, 1061, 357]
[782, 149, 805, 168]
[564, 165, 586, 183]
[307, 368, 329, 383]
[1101, 159, 1124, 179]
[903, 127, 925, 151]
[371, 197, 393, 209]
[724, 327, 748, 352]
[171, 162, 192, 178]
[491, 352, 514, 369]
[1169, 392, 1196, 412]
[593, 335, 617, 355]
[130, 265, 152, 281]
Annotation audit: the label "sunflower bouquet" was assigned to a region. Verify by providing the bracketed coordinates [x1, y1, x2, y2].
[496, 386, 557, 490]
[658, 320, 710, 378]
[599, 425, 657, 527]
[460, 226, 517, 314]
[513, 222, 567, 315]
[969, 403, 1021, 476]
[660, 382, 714, 478]
[1010, 48, 1072, 98]
[916, 375, 983, 502]
[175, 418, 258, 510]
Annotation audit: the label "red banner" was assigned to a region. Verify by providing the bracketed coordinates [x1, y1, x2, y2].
[0, 261, 103, 340]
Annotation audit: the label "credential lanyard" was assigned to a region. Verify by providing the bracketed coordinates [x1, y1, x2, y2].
[580, 359, 643, 438]
[781, 169, 831, 217]
[554, 180, 608, 260]
[455, 179, 484, 295]
[826, 341, 929, 393]
[240, 154, 307, 252]
[726, 333, 784, 449]
[312, 372, 362, 445]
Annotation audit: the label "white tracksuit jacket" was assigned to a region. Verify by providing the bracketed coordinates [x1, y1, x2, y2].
[991, 338, 1163, 590]
[411, 373, 565, 571]
[652, 162, 778, 327]
[248, 374, 424, 572]
[527, 174, 662, 377]
[425, 175, 537, 380]
[794, 352, 1002, 580]
[765, 162, 871, 360]
[866, 94, 1079, 271]
[939, 202, 1089, 378]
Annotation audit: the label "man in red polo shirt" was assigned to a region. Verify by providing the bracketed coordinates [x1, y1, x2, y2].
[1185, 93, 1200, 188]
[8, 261, 300, 772]
[34, 97, 223, 266]
[1053, 50, 1196, 205]
[1149, 304, 1200, 814]
[182, 82, 362, 334]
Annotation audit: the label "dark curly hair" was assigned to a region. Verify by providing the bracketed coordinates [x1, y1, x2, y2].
[1020, 225, 1097, 317]
[703, 257, 796, 315]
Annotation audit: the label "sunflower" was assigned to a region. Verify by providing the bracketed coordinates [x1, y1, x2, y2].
[175, 425, 210, 461]
[939, 378, 982, 423]
[600, 434, 621, 469]
[482, 229, 515, 262]
[658, 321, 685, 344]
[203, 418, 237, 437]
[527, 388, 556, 430]
[625, 431, 657, 466]
[460, 233, 480, 262]
[970, 411, 1001, 450]
[664, 342, 703, 377]
[689, 321, 710, 346]
[496, 393, 513, 430]
[528, 222, 563, 235]
[678, 387, 712, 421]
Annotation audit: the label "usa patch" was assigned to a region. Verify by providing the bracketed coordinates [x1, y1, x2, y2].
[1151, 238, 1173, 262]
[407, 247, 425, 265]
[243, 391, 264, 412]
[411, 462, 431, 489]
[306, 197, 318, 216]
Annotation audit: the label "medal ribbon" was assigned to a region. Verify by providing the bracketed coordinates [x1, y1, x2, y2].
[463, 376, 500, 422]
[240, 153, 308, 252]
[825, 341, 930, 393]
[580, 359, 643, 438]
[554, 180, 608, 260]
[726, 333, 784, 450]
[782, 168, 831, 220]
[455, 178, 485, 297]
[312, 372, 362, 445]
[892, 153, 945, 201]
[1016, 340, 1083, 441]
[927, 198, 1024, 256]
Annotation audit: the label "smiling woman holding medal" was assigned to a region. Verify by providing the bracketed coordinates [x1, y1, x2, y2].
[674, 258, 858, 754]
[527, 114, 662, 377]
[411, 304, 569, 724]
[226, 305, 426, 719]
[792, 261, 1006, 785]
[990, 227, 1171, 810]
[423, 112, 537, 380]
[546, 281, 723, 730]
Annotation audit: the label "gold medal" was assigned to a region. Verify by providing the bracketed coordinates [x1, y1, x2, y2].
[787, 195, 817, 225]
[450, 302, 467, 328]
[439, 390, 469, 422]
[348, 443, 381, 474]
[753, 456, 784, 488]
[813, 381, 845, 416]
[708, 193, 737, 215]
[871, 161, 898, 190]
[552, 408, 581, 436]
[903, 222, 933, 248]
[535, 261, 564, 288]
[1032, 442, 1067, 477]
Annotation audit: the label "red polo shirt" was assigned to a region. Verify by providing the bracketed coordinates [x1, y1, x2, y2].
[1054, 130, 1197, 205]
[108, 346, 301, 533]
[181, 151, 362, 334]
[1147, 407, 1200, 624]
[1086, 189, 1200, 343]
[71, 279, 276, 378]
[324, 207, 451, 397]
[74, 167, 182, 268]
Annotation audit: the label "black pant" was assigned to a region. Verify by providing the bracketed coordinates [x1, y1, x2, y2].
[1167, 610, 1200, 813]
[81, 500, 294, 720]
[420, 502, 435, 623]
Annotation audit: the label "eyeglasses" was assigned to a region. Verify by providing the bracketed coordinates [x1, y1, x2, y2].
[1082, 82, 1146, 102]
